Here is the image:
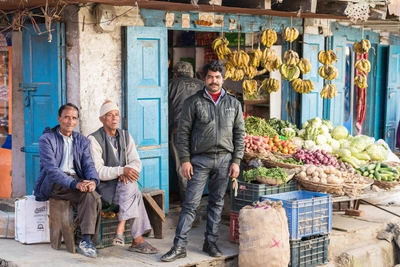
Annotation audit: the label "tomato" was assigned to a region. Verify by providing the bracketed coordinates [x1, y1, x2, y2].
[282, 147, 288, 154]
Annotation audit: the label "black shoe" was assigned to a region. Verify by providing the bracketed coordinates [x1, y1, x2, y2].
[203, 240, 222, 257]
[160, 246, 187, 262]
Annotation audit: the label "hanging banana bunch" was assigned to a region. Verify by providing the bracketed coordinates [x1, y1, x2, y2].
[354, 73, 368, 89]
[354, 58, 371, 73]
[260, 47, 282, 72]
[260, 78, 280, 93]
[318, 65, 339, 81]
[292, 78, 314, 94]
[243, 66, 258, 79]
[212, 36, 231, 60]
[247, 49, 263, 68]
[228, 50, 250, 69]
[283, 27, 299, 42]
[297, 58, 312, 74]
[230, 68, 245, 82]
[283, 50, 300, 66]
[261, 29, 278, 47]
[280, 64, 300, 81]
[242, 79, 258, 98]
[352, 39, 371, 55]
[318, 50, 338, 65]
[320, 83, 338, 99]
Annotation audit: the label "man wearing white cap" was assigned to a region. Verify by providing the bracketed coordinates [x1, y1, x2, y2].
[88, 100, 158, 254]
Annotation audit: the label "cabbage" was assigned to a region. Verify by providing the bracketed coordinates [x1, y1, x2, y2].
[319, 125, 330, 135]
[339, 139, 351, 148]
[365, 144, 388, 161]
[304, 140, 317, 151]
[320, 144, 333, 153]
[322, 119, 334, 131]
[350, 135, 372, 152]
[331, 126, 349, 140]
[292, 137, 304, 149]
[309, 117, 322, 128]
[315, 134, 327, 145]
[328, 139, 340, 151]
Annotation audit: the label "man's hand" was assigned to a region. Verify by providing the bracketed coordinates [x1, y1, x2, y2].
[181, 162, 193, 180]
[118, 174, 130, 185]
[123, 167, 140, 183]
[228, 163, 240, 179]
[76, 180, 96, 192]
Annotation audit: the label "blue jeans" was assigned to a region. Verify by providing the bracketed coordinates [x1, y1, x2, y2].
[173, 153, 232, 247]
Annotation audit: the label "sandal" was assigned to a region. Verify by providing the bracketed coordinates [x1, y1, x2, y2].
[112, 234, 125, 246]
[128, 241, 158, 254]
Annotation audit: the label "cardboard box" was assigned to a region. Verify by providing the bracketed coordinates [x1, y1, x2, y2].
[0, 210, 14, 238]
[15, 195, 50, 244]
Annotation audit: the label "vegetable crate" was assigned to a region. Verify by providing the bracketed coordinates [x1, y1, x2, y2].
[75, 217, 132, 248]
[231, 179, 297, 212]
[290, 234, 330, 267]
[263, 190, 332, 240]
[229, 211, 239, 243]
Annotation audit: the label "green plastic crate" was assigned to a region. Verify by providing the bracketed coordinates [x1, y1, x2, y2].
[290, 235, 330, 267]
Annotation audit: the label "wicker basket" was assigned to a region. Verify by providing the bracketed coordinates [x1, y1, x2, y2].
[296, 178, 345, 196]
[261, 154, 302, 169]
[373, 180, 400, 190]
[243, 151, 268, 162]
[255, 169, 296, 186]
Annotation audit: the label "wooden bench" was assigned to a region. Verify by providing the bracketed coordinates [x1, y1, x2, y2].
[142, 188, 165, 239]
[49, 199, 77, 253]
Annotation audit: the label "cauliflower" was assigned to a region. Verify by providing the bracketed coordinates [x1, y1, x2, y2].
[315, 134, 327, 145]
[304, 140, 317, 151]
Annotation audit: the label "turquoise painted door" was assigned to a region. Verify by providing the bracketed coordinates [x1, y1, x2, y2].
[301, 34, 325, 124]
[125, 26, 169, 211]
[385, 45, 400, 150]
[329, 36, 346, 127]
[374, 45, 388, 139]
[22, 23, 65, 195]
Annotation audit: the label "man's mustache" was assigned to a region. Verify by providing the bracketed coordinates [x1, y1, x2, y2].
[209, 83, 219, 86]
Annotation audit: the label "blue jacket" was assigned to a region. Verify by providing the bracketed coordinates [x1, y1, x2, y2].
[33, 125, 100, 201]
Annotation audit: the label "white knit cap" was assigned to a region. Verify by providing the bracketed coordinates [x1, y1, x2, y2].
[99, 101, 119, 117]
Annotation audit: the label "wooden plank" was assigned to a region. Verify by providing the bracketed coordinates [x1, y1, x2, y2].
[223, 0, 271, 9]
[143, 193, 166, 222]
[273, 0, 317, 13]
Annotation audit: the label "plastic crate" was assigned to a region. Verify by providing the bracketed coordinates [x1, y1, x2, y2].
[264, 190, 332, 240]
[290, 235, 330, 267]
[231, 179, 297, 212]
[229, 211, 239, 243]
[76, 217, 132, 248]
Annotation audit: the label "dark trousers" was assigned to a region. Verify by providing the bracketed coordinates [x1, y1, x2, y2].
[51, 176, 102, 241]
[173, 153, 232, 248]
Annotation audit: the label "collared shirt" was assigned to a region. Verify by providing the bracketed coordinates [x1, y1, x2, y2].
[59, 130, 76, 175]
[205, 88, 226, 105]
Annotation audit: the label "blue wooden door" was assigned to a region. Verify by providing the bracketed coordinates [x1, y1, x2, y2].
[22, 23, 65, 195]
[301, 34, 325, 124]
[385, 45, 400, 149]
[328, 36, 346, 127]
[125, 26, 169, 211]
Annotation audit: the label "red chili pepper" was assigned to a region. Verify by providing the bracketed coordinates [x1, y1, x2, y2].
[355, 53, 367, 134]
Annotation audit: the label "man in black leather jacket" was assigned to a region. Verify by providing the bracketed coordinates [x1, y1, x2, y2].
[161, 60, 245, 262]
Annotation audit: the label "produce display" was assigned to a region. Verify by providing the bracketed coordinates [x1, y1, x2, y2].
[260, 29, 277, 47]
[356, 162, 399, 181]
[267, 118, 299, 137]
[244, 116, 277, 137]
[243, 166, 289, 184]
[294, 149, 339, 166]
[296, 165, 343, 184]
[244, 134, 271, 154]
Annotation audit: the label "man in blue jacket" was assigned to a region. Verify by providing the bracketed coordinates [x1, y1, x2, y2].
[34, 103, 102, 258]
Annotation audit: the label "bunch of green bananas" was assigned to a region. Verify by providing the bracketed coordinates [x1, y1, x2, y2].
[292, 78, 314, 94]
[283, 50, 300, 66]
[242, 79, 258, 98]
[320, 83, 338, 99]
[247, 49, 263, 68]
[261, 78, 280, 93]
[283, 27, 299, 42]
[318, 50, 338, 65]
[212, 37, 232, 60]
[261, 29, 278, 47]
[318, 65, 339, 80]
[352, 39, 371, 55]
[228, 50, 250, 69]
[354, 59, 371, 73]
[280, 64, 300, 81]
[354, 73, 368, 89]
[297, 58, 312, 74]
[260, 48, 282, 72]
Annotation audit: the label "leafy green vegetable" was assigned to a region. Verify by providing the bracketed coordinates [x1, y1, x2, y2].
[244, 116, 277, 137]
[267, 118, 299, 136]
[243, 166, 288, 183]
[281, 128, 296, 139]
[331, 126, 349, 140]
[350, 135, 373, 152]
[365, 144, 388, 161]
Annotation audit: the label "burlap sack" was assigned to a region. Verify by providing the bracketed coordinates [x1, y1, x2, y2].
[238, 200, 290, 267]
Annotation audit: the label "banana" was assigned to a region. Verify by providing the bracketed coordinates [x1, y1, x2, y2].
[318, 50, 338, 65]
[260, 78, 280, 93]
[283, 50, 300, 66]
[318, 65, 338, 80]
[292, 78, 313, 94]
[242, 79, 258, 98]
[353, 39, 371, 55]
[354, 73, 368, 89]
[320, 83, 338, 99]
[297, 58, 312, 74]
[212, 37, 231, 60]
[354, 59, 371, 73]
[280, 64, 300, 81]
[261, 29, 278, 47]
[283, 27, 299, 42]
